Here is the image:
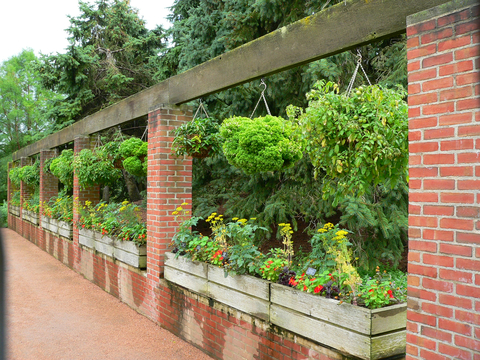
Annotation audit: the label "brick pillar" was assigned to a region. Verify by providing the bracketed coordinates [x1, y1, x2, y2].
[73, 136, 100, 269]
[146, 105, 193, 285]
[39, 150, 58, 247]
[19, 157, 33, 236]
[406, 1, 479, 359]
[7, 162, 13, 228]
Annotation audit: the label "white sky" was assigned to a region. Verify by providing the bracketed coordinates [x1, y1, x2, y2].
[0, 0, 175, 64]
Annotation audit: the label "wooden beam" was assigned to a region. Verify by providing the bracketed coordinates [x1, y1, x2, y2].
[13, 0, 451, 160]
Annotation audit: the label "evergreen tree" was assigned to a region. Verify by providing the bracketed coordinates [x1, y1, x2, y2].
[37, 0, 168, 127]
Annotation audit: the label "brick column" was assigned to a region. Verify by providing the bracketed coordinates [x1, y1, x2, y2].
[39, 150, 58, 248]
[19, 157, 33, 237]
[7, 162, 13, 228]
[146, 105, 193, 284]
[73, 136, 100, 270]
[406, 1, 479, 359]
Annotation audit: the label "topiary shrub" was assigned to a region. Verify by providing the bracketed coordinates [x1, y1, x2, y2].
[123, 156, 146, 177]
[220, 115, 302, 174]
[8, 167, 21, 188]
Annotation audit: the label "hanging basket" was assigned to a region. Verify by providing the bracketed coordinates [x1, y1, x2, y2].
[114, 159, 123, 169]
[190, 146, 213, 159]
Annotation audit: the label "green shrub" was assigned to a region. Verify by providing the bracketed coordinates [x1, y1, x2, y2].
[123, 156, 146, 177]
[73, 148, 121, 188]
[8, 167, 21, 187]
[18, 161, 40, 188]
[220, 115, 302, 174]
[172, 117, 221, 158]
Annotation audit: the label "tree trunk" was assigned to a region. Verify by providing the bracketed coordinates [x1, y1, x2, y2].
[122, 169, 142, 202]
[102, 186, 110, 202]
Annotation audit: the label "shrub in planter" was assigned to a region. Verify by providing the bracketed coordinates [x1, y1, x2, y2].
[23, 190, 40, 214]
[220, 115, 302, 174]
[172, 207, 407, 309]
[43, 191, 73, 223]
[50, 149, 74, 189]
[172, 117, 221, 158]
[10, 191, 20, 206]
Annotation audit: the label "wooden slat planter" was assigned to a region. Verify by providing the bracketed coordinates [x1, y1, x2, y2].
[113, 239, 146, 268]
[57, 220, 73, 239]
[270, 284, 406, 360]
[78, 228, 96, 249]
[9, 205, 20, 216]
[92, 231, 146, 269]
[164, 252, 407, 360]
[41, 217, 73, 240]
[22, 210, 39, 225]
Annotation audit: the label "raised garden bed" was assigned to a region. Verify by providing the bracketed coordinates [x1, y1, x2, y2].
[9, 205, 20, 217]
[41, 217, 72, 240]
[78, 228, 146, 269]
[22, 209, 39, 225]
[164, 252, 406, 360]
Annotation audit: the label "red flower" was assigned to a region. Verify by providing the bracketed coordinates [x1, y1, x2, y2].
[387, 289, 394, 298]
[268, 260, 273, 264]
[314, 285, 323, 294]
[369, 289, 374, 293]
[303, 285, 308, 292]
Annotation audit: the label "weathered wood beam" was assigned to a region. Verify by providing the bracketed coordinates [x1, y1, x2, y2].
[13, 0, 451, 160]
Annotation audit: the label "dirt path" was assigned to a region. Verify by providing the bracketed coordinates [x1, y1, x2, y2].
[2, 229, 213, 360]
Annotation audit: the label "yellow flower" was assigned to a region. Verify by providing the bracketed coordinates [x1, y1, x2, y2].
[122, 200, 129, 205]
[176, 206, 183, 211]
[232, 217, 239, 221]
[181, 202, 188, 206]
[172, 211, 179, 215]
[250, 217, 256, 220]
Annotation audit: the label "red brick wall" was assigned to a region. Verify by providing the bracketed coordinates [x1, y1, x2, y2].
[406, 1, 480, 359]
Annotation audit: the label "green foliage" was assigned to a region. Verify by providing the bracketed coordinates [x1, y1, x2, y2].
[123, 157, 146, 177]
[10, 191, 20, 206]
[78, 200, 146, 244]
[23, 189, 40, 214]
[8, 167, 21, 188]
[18, 161, 40, 188]
[294, 80, 408, 203]
[36, 0, 167, 126]
[172, 117, 221, 158]
[0, 50, 59, 155]
[0, 201, 7, 228]
[118, 138, 148, 177]
[43, 191, 73, 223]
[119, 138, 147, 158]
[220, 115, 302, 174]
[73, 148, 121, 188]
[50, 149, 74, 189]
[357, 267, 407, 309]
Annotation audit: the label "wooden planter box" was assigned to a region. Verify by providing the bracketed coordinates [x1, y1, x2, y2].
[164, 252, 406, 360]
[22, 210, 39, 225]
[270, 284, 406, 360]
[9, 205, 20, 216]
[93, 231, 146, 269]
[56, 220, 73, 239]
[78, 228, 96, 249]
[113, 239, 146, 269]
[41, 217, 73, 239]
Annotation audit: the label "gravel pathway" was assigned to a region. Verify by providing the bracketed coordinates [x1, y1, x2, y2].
[3, 229, 213, 360]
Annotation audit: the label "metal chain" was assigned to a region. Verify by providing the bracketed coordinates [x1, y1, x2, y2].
[346, 49, 371, 97]
[193, 98, 210, 121]
[250, 78, 271, 118]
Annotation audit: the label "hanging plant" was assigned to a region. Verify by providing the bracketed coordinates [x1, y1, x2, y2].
[220, 115, 302, 175]
[8, 166, 21, 188]
[50, 149, 74, 190]
[119, 137, 148, 177]
[292, 80, 408, 202]
[73, 147, 121, 189]
[172, 117, 221, 158]
[18, 161, 40, 188]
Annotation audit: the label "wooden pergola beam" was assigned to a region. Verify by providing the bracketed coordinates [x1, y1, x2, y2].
[13, 0, 451, 160]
